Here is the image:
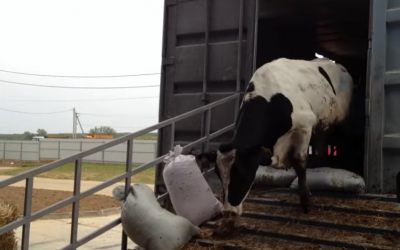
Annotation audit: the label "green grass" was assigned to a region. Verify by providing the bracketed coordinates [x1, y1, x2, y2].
[134, 133, 158, 141]
[0, 161, 156, 184]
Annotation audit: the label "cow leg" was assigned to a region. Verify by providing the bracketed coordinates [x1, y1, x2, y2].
[288, 128, 312, 213]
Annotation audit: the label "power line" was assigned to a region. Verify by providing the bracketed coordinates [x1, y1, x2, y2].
[80, 112, 155, 118]
[0, 68, 160, 78]
[1, 96, 158, 103]
[0, 79, 159, 89]
[0, 107, 72, 115]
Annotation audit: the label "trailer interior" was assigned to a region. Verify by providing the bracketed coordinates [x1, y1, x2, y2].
[186, 1, 400, 249]
[256, 0, 370, 176]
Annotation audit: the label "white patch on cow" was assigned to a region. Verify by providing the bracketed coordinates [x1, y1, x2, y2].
[216, 149, 243, 216]
[244, 58, 353, 169]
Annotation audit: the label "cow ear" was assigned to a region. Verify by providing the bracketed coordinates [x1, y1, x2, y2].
[233, 96, 270, 151]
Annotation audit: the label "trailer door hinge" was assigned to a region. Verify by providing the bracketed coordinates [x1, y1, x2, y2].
[162, 57, 175, 66]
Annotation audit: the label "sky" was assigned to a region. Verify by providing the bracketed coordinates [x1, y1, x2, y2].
[0, 0, 164, 134]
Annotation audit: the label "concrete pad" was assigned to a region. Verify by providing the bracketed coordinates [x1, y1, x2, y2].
[15, 214, 137, 250]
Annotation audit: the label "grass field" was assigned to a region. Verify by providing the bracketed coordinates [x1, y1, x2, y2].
[0, 161, 156, 184]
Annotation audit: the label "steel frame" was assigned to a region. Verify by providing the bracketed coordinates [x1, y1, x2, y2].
[0, 93, 239, 250]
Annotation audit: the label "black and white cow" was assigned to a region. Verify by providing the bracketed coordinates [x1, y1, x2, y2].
[217, 58, 353, 215]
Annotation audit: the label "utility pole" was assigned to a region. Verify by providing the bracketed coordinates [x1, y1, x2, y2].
[73, 108, 77, 139]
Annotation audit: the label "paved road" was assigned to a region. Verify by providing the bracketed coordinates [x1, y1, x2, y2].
[15, 214, 137, 250]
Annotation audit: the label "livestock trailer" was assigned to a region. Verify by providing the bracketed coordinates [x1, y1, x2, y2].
[157, 0, 400, 194]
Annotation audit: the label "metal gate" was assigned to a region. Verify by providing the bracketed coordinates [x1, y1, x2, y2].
[366, 0, 400, 192]
[0, 94, 239, 250]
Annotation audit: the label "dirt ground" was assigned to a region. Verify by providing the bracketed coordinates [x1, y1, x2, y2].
[0, 186, 121, 218]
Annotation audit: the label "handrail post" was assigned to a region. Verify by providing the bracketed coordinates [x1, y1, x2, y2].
[204, 109, 212, 152]
[20, 141, 23, 161]
[22, 177, 34, 250]
[38, 140, 41, 161]
[3, 141, 5, 161]
[121, 139, 133, 250]
[58, 141, 61, 159]
[70, 158, 82, 246]
[170, 122, 175, 149]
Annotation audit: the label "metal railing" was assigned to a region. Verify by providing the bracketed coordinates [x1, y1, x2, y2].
[0, 93, 240, 250]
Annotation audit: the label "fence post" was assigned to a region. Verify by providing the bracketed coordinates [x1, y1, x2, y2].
[20, 141, 23, 161]
[38, 140, 41, 161]
[3, 142, 5, 161]
[121, 139, 133, 250]
[58, 141, 61, 159]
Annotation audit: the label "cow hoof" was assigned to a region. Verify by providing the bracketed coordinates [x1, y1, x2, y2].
[214, 218, 236, 237]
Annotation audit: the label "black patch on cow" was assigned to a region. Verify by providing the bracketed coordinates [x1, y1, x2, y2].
[318, 66, 336, 95]
[227, 93, 293, 205]
[246, 82, 255, 92]
[228, 148, 263, 206]
[219, 143, 234, 153]
[233, 94, 293, 150]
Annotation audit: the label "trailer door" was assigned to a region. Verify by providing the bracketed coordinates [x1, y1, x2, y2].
[366, 0, 400, 192]
[157, 0, 257, 194]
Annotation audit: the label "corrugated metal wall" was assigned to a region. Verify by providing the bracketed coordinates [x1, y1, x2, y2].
[366, 0, 400, 192]
[157, 0, 257, 193]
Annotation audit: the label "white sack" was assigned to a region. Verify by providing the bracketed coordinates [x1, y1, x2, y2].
[113, 184, 200, 250]
[254, 166, 297, 187]
[290, 167, 365, 193]
[163, 145, 223, 226]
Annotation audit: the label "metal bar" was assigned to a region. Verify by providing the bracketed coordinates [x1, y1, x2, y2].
[204, 109, 211, 151]
[1, 195, 75, 234]
[387, 7, 400, 23]
[70, 158, 82, 245]
[202, 0, 210, 103]
[242, 211, 400, 236]
[121, 139, 133, 250]
[236, 0, 244, 92]
[21, 177, 34, 250]
[365, 0, 387, 192]
[58, 141, 61, 159]
[0, 94, 239, 188]
[170, 122, 175, 149]
[38, 140, 41, 161]
[252, 0, 259, 73]
[62, 218, 121, 250]
[20, 141, 23, 161]
[3, 142, 5, 160]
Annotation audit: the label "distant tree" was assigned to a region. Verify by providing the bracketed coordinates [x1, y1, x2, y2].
[89, 126, 117, 135]
[36, 129, 48, 137]
[23, 131, 34, 140]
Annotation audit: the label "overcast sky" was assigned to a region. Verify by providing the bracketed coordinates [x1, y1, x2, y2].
[0, 0, 164, 134]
